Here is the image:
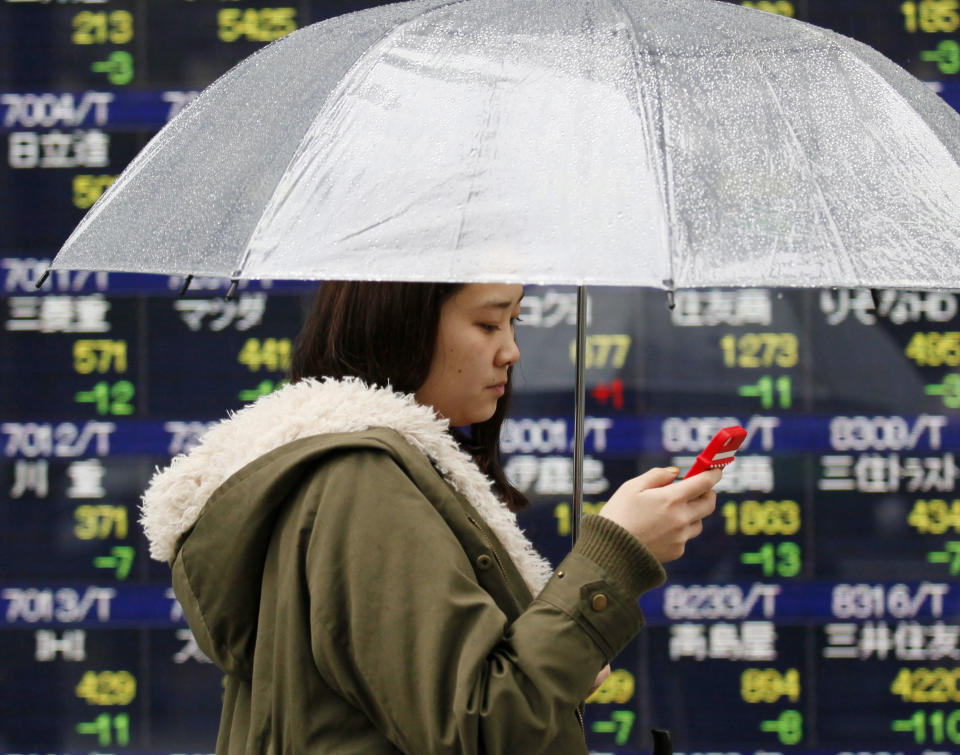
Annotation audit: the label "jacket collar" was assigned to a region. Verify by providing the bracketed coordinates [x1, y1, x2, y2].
[140, 377, 553, 596]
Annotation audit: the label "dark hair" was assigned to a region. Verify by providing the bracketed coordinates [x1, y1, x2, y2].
[290, 281, 527, 511]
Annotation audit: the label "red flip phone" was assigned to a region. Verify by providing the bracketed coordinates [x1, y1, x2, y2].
[683, 425, 747, 478]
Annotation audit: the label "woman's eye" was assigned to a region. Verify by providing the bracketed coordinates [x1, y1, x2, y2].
[479, 315, 521, 332]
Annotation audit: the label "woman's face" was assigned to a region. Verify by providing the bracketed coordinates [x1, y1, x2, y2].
[415, 283, 523, 427]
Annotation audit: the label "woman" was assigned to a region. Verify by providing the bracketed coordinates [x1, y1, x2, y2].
[141, 281, 719, 754]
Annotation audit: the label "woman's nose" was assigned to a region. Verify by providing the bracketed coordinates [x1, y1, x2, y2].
[497, 334, 520, 366]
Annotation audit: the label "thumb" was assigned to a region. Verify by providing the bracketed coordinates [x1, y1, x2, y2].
[631, 466, 680, 491]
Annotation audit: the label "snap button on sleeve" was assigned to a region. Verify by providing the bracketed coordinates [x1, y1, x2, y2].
[591, 593, 608, 612]
[476, 554, 493, 570]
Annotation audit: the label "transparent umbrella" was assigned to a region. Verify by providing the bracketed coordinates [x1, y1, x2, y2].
[47, 0, 960, 291]
[43, 0, 960, 534]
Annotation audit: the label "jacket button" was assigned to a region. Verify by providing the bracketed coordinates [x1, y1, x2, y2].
[476, 554, 493, 570]
[591, 593, 608, 612]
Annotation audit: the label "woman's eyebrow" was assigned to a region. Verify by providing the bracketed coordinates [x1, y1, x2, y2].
[476, 297, 523, 310]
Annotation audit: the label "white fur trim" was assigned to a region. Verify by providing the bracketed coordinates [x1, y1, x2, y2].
[140, 377, 554, 596]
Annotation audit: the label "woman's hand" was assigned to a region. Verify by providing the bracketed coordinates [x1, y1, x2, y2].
[598, 467, 720, 562]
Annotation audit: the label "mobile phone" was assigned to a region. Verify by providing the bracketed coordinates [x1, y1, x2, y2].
[683, 425, 747, 478]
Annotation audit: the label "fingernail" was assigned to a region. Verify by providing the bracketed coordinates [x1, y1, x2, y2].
[666, 466, 680, 476]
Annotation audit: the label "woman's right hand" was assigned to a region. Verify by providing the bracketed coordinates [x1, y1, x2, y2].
[598, 467, 721, 563]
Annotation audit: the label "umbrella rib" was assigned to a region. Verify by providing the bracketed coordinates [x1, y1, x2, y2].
[745, 45, 856, 284]
[605, 0, 678, 291]
[452, 79, 502, 253]
[839, 34, 960, 168]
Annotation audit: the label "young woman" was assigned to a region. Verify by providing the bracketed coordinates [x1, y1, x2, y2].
[141, 281, 719, 754]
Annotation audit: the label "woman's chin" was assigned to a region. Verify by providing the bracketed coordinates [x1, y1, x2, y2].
[452, 407, 498, 428]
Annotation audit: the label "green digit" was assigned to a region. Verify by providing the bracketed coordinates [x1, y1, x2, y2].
[109, 380, 135, 416]
[776, 541, 802, 577]
[611, 710, 635, 746]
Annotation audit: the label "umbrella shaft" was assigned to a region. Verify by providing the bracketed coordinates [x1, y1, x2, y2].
[572, 286, 587, 545]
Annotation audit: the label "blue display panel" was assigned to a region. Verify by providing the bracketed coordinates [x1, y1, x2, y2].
[2, 1, 959, 753]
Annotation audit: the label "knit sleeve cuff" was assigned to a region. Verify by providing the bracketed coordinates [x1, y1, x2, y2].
[571, 514, 666, 599]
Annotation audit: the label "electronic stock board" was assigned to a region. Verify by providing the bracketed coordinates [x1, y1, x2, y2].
[2, 1, 960, 753]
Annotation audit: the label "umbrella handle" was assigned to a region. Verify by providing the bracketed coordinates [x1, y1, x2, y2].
[651, 728, 673, 755]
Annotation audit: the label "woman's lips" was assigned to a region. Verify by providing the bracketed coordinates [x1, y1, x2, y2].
[488, 383, 506, 397]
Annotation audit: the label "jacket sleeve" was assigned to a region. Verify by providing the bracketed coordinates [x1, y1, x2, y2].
[304, 448, 665, 754]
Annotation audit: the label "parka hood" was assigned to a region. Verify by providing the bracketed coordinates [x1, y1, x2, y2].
[142, 376, 553, 593]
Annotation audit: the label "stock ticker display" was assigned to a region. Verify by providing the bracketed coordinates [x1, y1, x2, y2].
[2, 0, 960, 753]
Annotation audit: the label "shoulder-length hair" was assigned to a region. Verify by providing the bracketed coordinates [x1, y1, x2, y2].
[290, 281, 527, 511]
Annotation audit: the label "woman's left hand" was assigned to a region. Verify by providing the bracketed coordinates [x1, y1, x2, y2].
[587, 664, 611, 697]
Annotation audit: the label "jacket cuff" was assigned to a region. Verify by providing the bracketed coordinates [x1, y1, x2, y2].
[572, 514, 666, 599]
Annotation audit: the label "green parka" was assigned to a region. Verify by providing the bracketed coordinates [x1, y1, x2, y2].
[141, 378, 666, 754]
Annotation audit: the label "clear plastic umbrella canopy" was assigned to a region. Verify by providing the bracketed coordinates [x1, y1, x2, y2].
[50, 0, 960, 290]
